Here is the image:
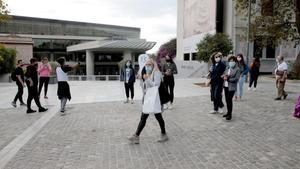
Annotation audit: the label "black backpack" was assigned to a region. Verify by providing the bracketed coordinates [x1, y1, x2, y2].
[11, 69, 17, 81]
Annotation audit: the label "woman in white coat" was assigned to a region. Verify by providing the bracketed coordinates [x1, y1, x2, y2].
[128, 59, 168, 144]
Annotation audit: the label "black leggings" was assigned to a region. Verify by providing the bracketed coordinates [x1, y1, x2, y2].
[135, 113, 166, 136]
[39, 77, 50, 96]
[224, 87, 235, 118]
[14, 82, 24, 103]
[249, 74, 258, 88]
[124, 83, 134, 99]
[164, 76, 175, 103]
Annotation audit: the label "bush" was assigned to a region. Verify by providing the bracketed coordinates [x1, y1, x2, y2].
[196, 33, 233, 62]
[0, 44, 17, 74]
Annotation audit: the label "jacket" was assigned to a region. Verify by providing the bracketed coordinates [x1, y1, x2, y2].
[223, 66, 241, 91]
[120, 67, 136, 83]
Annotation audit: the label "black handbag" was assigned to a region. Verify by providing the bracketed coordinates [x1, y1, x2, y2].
[159, 80, 171, 105]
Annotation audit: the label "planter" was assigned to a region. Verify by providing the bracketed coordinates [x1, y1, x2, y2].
[49, 76, 57, 84]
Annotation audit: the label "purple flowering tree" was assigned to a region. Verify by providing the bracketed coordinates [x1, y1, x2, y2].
[156, 38, 176, 70]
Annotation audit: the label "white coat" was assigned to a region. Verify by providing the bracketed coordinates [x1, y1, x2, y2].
[141, 70, 162, 114]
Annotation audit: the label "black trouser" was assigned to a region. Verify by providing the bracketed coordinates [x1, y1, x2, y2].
[249, 74, 259, 88]
[135, 113, 166, 136]
[224, 87, 235, 118]
[14, 82, 24, 103]
[211, 82, 224, 111]
[39, 77, 50, 96]
[124, 82, 134, 99]
[26, 81, 42, 110]
[164, 76, 175, 103]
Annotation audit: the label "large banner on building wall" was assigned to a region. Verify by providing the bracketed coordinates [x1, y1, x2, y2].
[183, 0, 216, 38]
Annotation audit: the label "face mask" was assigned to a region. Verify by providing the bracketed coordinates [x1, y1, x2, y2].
[229, 62, 236, 68]
[237, 58, 242, 61]
[145, 66, 153, 74]
[166, 58, 171, 62]
[215, 57, 221, 63]
[126, 62, 131, 67]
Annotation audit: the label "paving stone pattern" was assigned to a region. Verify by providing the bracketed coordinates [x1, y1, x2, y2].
[3, 79, 300, 169]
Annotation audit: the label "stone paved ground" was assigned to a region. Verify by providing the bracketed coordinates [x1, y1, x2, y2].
[2, 78, 300, 169]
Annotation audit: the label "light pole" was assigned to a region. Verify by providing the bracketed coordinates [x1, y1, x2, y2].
[246, 0, 252, 66]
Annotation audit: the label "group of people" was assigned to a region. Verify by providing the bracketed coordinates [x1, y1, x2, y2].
[208, 52, 292, 121]
[11, 57, 50, 113]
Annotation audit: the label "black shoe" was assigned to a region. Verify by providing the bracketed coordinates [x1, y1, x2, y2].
[39, 107, 48, 112]
[223, 114, 228, 118]
[11, 101, 17, 108]
[283, 94, 288, 99]
[274, 97, 281, 101]
[27, 109, 36, 114]
[20, 103, 27, 106]
[226, 116, 232, 121]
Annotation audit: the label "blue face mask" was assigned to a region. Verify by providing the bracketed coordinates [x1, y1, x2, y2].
[145, 66, 153, 74]
[229, 62, 236, 68]
[126, 62, 131, 67]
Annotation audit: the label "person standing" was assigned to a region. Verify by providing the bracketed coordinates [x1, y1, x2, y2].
[274, 55, 288, 100]
[209, 52, 226, 114]
[234, 54, 249, 100]
[11, 60, 26, 107]
[222, 56, 241, 121]
[56, 57, 79, 114]
[128, 59, 168, 144]
[38, 56, 52, 99]
[25, 58, 48, 114]
[121, 60, 135, 104]
[162, 55, 178, 110]
[248, 57, 260, 91]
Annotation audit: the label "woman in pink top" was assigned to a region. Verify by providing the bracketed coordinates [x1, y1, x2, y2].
[38, 57, 52, 99]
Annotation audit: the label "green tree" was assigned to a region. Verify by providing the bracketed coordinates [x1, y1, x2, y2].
[0, 0, 10, 22]
[196, 33, 233, 62]
[0, 44, 17, 74]
[236, 0, 300, 78]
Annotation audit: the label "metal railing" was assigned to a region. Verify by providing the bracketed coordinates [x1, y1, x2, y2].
[68, 75, 120, 81]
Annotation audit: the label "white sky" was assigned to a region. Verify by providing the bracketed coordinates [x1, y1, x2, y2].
[6, 0, 177, 53]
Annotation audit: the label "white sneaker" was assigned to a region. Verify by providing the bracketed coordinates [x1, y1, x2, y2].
[163, 104, 168, 110]
[130, 100, 134, 104]
[253, 88, 257, 91]
[124, 99, 129, 103]
[248, 87, 252, 91]
[218, 108, 224, 114]
[157, 134, 169, 142]
[210, 110, 218, 114]
[168, 104, 173, 110]
[128, 135, 139, 144]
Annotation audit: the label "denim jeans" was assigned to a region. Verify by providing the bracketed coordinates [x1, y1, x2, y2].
[235, 75, 246, 98]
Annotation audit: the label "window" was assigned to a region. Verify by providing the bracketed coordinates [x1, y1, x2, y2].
[184, 53, 190, 61]
[253, 37, 263, 58]
[192, 53, 197, 60]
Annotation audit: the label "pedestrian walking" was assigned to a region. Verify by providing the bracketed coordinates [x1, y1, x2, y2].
[56, 57, 79, 114]
[128, 58, 168, 144]
[248, 57, 260, 91]
[11, 60, 26, 107]
[274, 55, 288, 100]
[209, 52, 226, 114]
[222, 56, 241, 121]
[38, 56, 52, 99]
[234, 54, 249, 101]
[162, 55, 177, 110]
[121, 60, 135, 104]
[25, 58, 48, 114]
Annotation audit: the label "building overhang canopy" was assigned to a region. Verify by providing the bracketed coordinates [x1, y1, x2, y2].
[67, 40, 156, 52]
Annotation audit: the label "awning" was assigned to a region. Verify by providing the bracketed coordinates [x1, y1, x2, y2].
[67, 40, 156, 52]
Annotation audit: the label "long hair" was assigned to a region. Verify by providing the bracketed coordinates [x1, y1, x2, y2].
[124, 60, 133, 69]
[237, 53, 245, 66]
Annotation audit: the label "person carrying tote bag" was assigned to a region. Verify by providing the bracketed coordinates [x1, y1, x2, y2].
[128, 58, 168, 144]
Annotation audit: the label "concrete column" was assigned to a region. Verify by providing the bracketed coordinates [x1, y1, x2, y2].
[123, 50, 132, 61]
[86, 50, 94, 75]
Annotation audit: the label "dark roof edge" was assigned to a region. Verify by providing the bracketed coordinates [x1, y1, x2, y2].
[10, 15, 141, 32]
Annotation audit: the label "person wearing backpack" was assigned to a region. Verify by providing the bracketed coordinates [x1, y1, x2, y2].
[11, 60, 26, 107]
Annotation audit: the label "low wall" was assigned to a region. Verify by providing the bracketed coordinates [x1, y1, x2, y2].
[174, 60, 208, 78]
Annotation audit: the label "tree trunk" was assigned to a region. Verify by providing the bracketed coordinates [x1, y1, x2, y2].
[291, 1, 300, 78]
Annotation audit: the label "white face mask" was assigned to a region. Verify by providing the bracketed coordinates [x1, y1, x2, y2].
[126, 62, 131, 67]
[237, 57, 242, 61]
[229, 62, 236, 68]
[215, 58, 221, 63]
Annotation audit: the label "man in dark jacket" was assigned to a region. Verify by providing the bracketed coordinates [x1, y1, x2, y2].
[11, 60, 26, 107]
[25, 58, 48, 114]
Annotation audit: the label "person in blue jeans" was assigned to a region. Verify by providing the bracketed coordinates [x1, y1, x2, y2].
[235, 54, 249, 101]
